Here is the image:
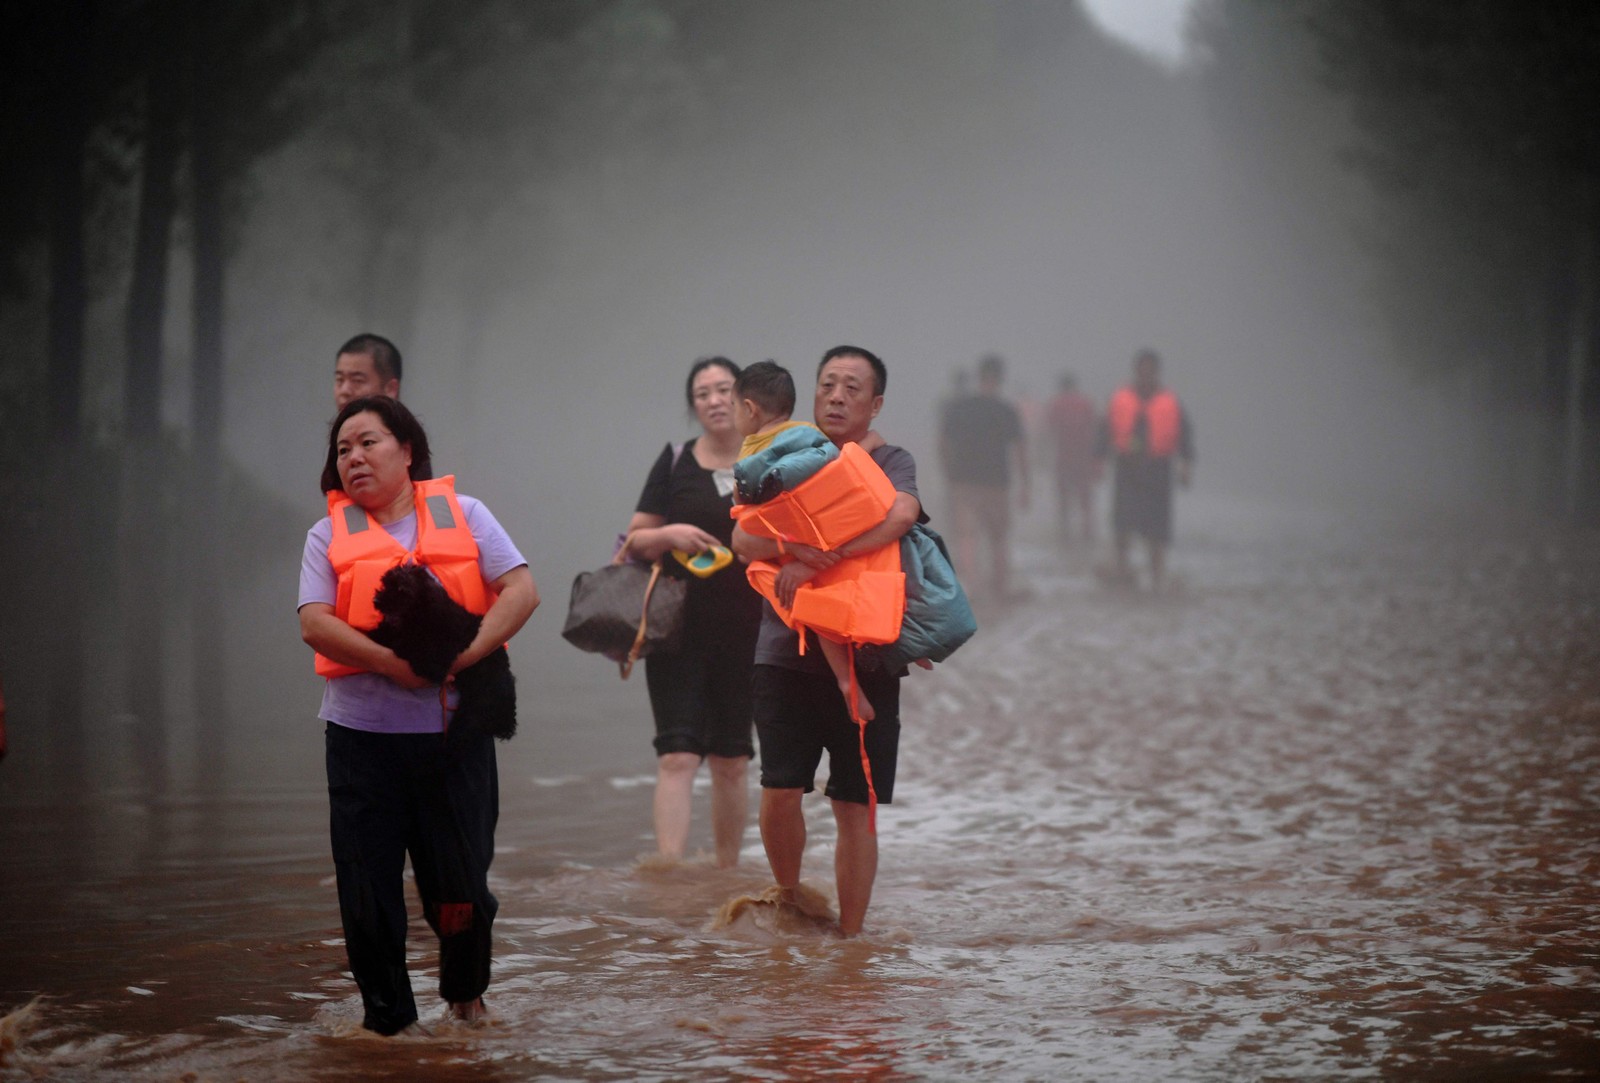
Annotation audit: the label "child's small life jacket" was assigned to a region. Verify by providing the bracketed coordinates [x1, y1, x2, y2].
[745, 540, 906, 648]
[731, 440, 895, 552]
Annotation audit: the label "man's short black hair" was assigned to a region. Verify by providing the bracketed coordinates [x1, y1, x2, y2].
[337, 333, 404, 384]
[818, 345, 887, 396]
[734, 360, 796, 417]
[977, 352, 1005, 381]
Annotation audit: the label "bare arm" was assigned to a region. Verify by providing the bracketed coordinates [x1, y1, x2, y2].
[299, 602, 430, 689]
[450, 565, 539, 674]
[833, 492, 922, 558]
[731, 521, 781, 563]
[624, 511, 720, 561]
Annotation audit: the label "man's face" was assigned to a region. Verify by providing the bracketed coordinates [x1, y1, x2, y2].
[814, 354, 882, 445]
[334, 351, 398, 410]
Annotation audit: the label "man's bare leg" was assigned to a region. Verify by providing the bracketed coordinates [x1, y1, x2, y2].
[760, 787, 807, 890]
[707, 754, 749, 868]
[831, 799, 878, 937]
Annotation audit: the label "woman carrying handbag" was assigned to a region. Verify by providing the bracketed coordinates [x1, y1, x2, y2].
[622, 356, 762, 868]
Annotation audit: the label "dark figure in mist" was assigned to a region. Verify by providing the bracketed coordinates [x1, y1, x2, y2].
[939, 353, 1030, 601]
[1096, 349, 1194, 591]
[1044, 370, 1100, 544]
[621, 356, 763, 868]
[332, 333, 431, 479]
[297, 395, 539, 1033]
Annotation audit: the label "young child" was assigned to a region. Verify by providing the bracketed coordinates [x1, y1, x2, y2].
[732, 361, 878, 721]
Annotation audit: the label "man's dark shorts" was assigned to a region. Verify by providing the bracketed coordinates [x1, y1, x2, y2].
[752, 663, 900, 804]
[645, 639, 756, 759]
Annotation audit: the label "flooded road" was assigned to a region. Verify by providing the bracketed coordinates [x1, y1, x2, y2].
[3, 494, 1598, 1080]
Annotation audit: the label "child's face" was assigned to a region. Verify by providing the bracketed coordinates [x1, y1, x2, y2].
[734, 397, 761, 437]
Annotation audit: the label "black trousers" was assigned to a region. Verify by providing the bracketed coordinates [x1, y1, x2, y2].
[325, 722, 499, 1035]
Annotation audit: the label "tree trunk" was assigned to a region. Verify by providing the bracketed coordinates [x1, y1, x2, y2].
[125, 39, 183, 440]
[45, 1, 93, 445]
[121, 31, 185, 761]
[189, 2, 228, 785]
[1563, 180, 1594, 522]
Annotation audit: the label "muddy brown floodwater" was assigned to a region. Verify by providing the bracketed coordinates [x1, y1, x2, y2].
[2, 494, 1598, 1080]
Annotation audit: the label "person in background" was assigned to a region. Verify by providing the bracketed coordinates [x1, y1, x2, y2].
[333, 334, 402, 411]
[1044, 370, 1100, 544]
[622, 357, 763, 868]
[732, 345, 923, 937]
[332, 333, 432, 479]
[1097, 348, 1194, 591]
[939, 352, 1029, 601]
[298, 395, 538, 1034]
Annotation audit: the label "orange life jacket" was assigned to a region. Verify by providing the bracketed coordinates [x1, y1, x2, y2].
[745, 542, 906, 649]
[314, 476, 494, 678]
[1108, 387, 1182, 457]
[730, 441, 896, 551]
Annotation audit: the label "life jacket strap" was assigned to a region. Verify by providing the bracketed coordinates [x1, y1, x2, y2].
[847, 641, 878, 835]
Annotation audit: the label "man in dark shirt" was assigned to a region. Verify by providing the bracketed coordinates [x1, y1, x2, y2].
[731, 345, 922, 937]
[940, 353, 1029, 601]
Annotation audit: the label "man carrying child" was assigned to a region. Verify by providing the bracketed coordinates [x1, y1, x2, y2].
[730, 347, 923, 937]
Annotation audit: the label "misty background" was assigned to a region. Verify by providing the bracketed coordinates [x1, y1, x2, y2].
[2, 0, 1596, 796]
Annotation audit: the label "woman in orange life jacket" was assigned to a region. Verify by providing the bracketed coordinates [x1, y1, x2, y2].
[622, 357, 764, 868]
[297, 395, 538, 1035]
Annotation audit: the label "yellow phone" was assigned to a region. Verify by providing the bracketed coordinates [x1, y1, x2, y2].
[671, 545, 734, 578]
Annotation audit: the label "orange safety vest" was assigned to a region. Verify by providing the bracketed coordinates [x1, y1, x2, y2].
[730, 441, 896, 551]
[1108, 387, 1182, 457]
[314, 475, 494, 679]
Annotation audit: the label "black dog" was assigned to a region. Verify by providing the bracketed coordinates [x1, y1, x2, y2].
[368, 564, 517, 741]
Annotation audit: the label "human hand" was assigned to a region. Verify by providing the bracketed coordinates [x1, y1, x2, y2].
[662, 524, 721, 553]
[383, 652, 432, 690]
[911, 658, 934, 670]
[775, 560, 819, 608]
[787, 542, 840, 570]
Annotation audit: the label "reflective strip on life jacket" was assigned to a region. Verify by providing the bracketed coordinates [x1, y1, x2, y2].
[1108, 387, 1181, 457]
[313, 475, 493, 679]
[731, 441, 896, 550]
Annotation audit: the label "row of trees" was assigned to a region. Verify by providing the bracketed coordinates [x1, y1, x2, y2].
[1, 0, 704, 766]
[4, 0, 697, 458]
[1197, 0, 1598, 517]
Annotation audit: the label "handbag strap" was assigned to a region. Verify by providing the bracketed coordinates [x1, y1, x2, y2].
[619, 558, 665, 679]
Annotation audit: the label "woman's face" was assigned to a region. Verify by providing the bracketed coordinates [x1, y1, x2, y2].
[335, 410, 413, 508]
[690, 363, 737, 436]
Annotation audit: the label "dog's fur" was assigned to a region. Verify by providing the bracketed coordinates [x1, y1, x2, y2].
[368, 564, 517, 741]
